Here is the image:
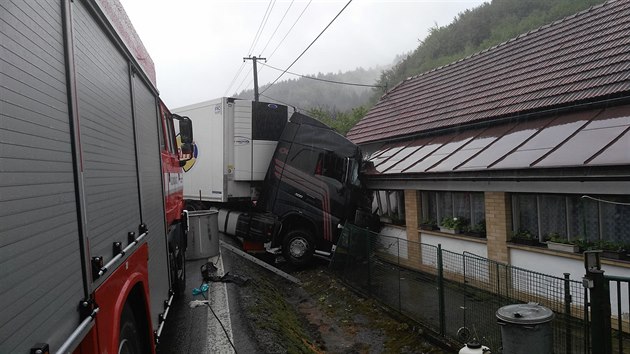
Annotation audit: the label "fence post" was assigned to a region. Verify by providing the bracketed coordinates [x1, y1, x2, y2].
[367, 229, 371, 295]
[563, 273, 572, 353]
[398, 239, 402, 312]
[437, 244, 445, 336]
[495, 262, 501, 296]
[583, 251, 612, 354]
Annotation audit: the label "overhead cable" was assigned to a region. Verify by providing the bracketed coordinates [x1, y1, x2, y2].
[259, 0, 295, 56]
[234, 67, 254, 95]
[260, 62, 384, 88]
[236, 0, 309, 96]
[266, 0, 312, 60]
[224, 62, 247, 96]
[247, 0, 276, 56]
[261, 0, 353, 94]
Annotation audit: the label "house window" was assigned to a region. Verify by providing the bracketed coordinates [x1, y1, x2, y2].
[421, 191, 485, 233]
[512, 193, 630, 245]
[373, 190, 405, 225]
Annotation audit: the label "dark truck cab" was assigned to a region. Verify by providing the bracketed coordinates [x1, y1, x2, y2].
[238, 112, 371, 265]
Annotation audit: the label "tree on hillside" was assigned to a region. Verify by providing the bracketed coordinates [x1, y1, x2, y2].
[372, 0, 605, 105]
[307, 106, 368, 136]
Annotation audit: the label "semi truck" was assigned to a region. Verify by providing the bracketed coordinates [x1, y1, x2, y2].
[174, 98, 374, 265]
[1, 1, 192, 353]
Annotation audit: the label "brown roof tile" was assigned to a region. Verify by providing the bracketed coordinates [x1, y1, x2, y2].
[347, 0, 630, 144]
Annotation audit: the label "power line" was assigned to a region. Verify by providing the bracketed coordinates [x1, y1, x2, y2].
[259, 0, 295, 56]
[224, 61, 247, 96]
[236, 0, 309, 97]
[229, 0, 276, 95]
[234, 66, 254, 95]
[247, 0, 276, 56]
[259, 62, 384, 88]
[267, 0, 312, 60]
[261, 0, 353, 94]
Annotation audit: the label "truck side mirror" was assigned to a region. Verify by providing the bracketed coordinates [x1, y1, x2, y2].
[180, 143, 193, 155]
[178, 116, 193, 144]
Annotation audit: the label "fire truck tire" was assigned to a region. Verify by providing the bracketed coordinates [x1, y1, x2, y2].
[170, 248, 186, 297]
[118, 302, 144, 354]
[283, 229, 314, 266]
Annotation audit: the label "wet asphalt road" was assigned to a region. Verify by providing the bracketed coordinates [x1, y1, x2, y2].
[156, 233, 259, 354]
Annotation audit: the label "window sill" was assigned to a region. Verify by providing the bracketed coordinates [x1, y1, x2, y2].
[419, 229, 487, 244]
[507, 243, 630, 268]
[381, 223, 407, 231]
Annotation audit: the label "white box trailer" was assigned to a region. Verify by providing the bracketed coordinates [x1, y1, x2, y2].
[174, 98, 292, 202]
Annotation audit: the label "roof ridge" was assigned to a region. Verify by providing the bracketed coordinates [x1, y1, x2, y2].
[348, 0, 629, 143]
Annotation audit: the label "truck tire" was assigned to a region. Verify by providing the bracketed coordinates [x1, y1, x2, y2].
[283, 229, 314, 266]
[118, 303, 144, 354]
[170, 247, 186, 297]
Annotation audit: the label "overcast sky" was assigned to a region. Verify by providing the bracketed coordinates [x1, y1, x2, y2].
[119, 0, 486, 109]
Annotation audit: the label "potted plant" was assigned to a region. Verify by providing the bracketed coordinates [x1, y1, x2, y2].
[510, 230, 540, 246]
[574, 237, 594, 253]
[420, 217, 438, 231]
[545, 233, 579, 253]
[595, 240, 629, 261]
[463, 219, 486, 238]
[439, 217, 467, 234]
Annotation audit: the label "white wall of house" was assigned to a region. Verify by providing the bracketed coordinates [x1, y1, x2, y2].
[379, 225, 408, 259]
[511, 248, 629, 315]
[421, 232, 487, 258]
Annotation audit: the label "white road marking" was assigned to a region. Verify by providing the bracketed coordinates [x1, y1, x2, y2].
[206, 254, 235, 353]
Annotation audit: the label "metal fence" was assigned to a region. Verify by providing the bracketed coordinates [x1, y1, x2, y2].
[603, 275, 630, 354]
[330, 224, 590, 353]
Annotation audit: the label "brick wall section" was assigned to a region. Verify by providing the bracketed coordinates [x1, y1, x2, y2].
[404, 190, 421, 243]
[485, 191, 512, 264]
[403, 189, 423, 268]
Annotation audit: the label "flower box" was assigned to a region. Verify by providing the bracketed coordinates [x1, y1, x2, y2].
[546, 241, 579, 253]
[601, 250, 629, 261]
[420, 223, 439, 231]
[439, 226, 460, 234]
[463, 231, 485, 238]
[510, 238, 541, 246]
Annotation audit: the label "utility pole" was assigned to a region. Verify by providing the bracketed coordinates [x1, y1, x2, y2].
[243, 56, 266, 102]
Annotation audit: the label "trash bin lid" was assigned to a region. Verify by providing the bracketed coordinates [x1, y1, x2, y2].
[496, 303, 554, 325]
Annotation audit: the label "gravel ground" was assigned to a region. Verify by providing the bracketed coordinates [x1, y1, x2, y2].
[228, 253, 453, 354]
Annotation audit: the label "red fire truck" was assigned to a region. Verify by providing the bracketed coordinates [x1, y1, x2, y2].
[1, 1, 192, 353]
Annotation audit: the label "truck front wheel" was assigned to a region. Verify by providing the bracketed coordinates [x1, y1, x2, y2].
[283, 229, 314, 266]
[118, 303, 144, 354]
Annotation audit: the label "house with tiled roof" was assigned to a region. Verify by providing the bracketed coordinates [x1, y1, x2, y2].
[347, 0, 630, 280]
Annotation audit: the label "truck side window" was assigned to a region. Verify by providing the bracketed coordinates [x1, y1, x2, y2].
[290, 148, 319, 175]
[315, 151, 344, 183]
[290, 147, 345, 185]
[159, 110, 167, 151]
[165, 117, 177, 154]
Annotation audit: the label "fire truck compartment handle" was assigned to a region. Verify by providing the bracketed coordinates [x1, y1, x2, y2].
[96, 231, 148, 278]
[54, 307, 99, 354]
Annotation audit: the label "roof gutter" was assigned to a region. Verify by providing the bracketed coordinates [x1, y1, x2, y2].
[364, 165, 630, 183]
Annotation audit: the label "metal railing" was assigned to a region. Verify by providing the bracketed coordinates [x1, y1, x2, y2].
[604, 275, 630, 354]
[331, 224, 591, 353]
